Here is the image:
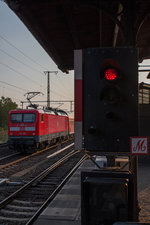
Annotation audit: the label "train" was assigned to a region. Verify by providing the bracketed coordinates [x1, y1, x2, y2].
[7, 107, 74, 153]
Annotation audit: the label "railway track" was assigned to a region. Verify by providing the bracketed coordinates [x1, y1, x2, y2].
[0, 140, 75, 201]
[0, 143, 7, 148]
[0, 139, 73, 171]
[0, 150, 86, 225]
[0, 153, 20, 163]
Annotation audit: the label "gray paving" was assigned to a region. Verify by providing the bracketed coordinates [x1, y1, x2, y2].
[33, 160, 93, 225]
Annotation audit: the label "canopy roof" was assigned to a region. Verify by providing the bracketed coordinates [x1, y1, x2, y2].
[5, 0, 150, 73]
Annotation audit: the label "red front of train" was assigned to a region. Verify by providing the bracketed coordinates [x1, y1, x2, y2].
[8, 108, 73, 152]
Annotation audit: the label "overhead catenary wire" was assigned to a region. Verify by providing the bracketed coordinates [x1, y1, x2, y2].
[0, 35, 73, 93]
[10, 96, 22, 102]
[0, 34, 48, 70]
[0, 80, 28, 92]
[0, 61, 72, 100]
[0, 84, 25, 95]
[0, 48, 73, 98]
[0, 34, 73, 102]
[51, 77, 73, 98]
[0, 61, 45, 88]
[0, 93, 22, 103]
[41, 78, 71, 100]
[55, 74, 73, 94]
[50, 88, 72, 99]
[0, 48, 45, 75]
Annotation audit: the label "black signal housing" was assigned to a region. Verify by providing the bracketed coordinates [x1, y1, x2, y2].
[83, 47, 138, 153]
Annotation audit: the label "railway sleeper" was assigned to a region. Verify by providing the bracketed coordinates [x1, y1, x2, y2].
[27, 189, 54, 194]
[46, 176, 61, 181]
[5, 204, 39, 212]
[39, 181, 58, 185]
[25, 186, 55, 192]
[21, 195, 50, 201]
[22, 190, 53, 196]
[36, 183, 57, 187]
[12, 199, 42, 206]
[0, 215, 28, 222]
[0, 208, 34, 217]
[17, 191, 52, 198]
[16, 194, 47, 201]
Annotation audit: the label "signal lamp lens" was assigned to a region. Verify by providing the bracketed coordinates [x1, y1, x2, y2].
[104, 68, 118, 81]
[100, 85, 120, 104]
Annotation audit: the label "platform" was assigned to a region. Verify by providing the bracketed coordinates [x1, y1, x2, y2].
[33, 159, 94, 225]
[33, 159, 150, 225]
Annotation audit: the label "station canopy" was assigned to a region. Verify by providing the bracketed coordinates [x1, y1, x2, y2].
[4, 0, 150, 73]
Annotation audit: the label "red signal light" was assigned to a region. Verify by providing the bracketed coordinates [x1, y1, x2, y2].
[104, 68, 118, 81]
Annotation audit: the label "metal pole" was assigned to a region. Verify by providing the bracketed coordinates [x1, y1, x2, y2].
[130, 156, 139, 221]
[44, 71, 58, 108]
[70, 101, 72, 112]
[47, 72, 50, 108]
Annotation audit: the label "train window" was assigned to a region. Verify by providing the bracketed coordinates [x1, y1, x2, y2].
[23, 114, 35, 123]
[41, 114, 44, 122]
[11, 113, 22, 123]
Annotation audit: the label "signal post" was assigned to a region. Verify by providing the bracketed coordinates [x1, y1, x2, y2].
[74, 47, 139, 225]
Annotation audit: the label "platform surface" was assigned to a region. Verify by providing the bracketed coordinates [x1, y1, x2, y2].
[33, 159, 93, 225]
[33, 159, 150, 225]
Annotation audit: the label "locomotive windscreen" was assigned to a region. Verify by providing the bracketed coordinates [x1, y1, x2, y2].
[11, 113, 35, 123]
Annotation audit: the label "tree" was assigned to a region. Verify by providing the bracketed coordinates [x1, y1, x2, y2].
[0, 96, 18, 129]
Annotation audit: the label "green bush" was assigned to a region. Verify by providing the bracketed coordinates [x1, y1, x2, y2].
[0, 130, 8, 143]
[0, 96, 18, 130]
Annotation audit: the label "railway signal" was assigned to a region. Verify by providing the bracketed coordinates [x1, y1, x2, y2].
[83, 47, 138, 152]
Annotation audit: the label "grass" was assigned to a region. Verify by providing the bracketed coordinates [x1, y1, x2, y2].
[0, 130, 8, 143]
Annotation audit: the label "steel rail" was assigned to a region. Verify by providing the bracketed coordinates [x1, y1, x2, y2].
[0, 139, 73, 171]
[0, 149, 81, 209]
[25, 153, 87, 225]
[0, 143, 7, 147]
[0, 152, 20, 163]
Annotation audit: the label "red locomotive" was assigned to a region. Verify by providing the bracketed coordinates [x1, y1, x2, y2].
[8, 107, 74, 152]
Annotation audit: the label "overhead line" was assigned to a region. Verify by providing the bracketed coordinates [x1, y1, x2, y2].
[0, 48, 44, 75]
[0, 35, 73, 99]
[50, 88, 73, 100]
[0, 64, 70, 99]
[0, 80, 28, 92]
[0, 61, 44, 87]
[11, 96, 22, 102]
[55, 75, 73, 94]
[0, 85, 25, 95]
[51, 77, 73, 97]
[0, 34, 47, 70]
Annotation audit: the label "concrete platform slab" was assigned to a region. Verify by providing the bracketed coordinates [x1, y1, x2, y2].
[33, 159, 93, 225]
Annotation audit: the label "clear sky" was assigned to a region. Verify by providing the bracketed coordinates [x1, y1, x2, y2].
[0, 1, 74, 115]
[0, 1, 150, 115]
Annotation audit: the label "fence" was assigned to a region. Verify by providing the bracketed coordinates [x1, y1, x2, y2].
[139, 82, 150, 104]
